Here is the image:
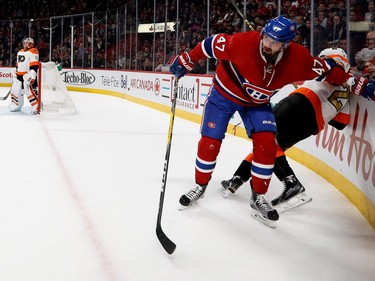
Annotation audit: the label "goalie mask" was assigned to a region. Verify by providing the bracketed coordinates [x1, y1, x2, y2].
[319, 47, 350, 73]
[23, 37, 34, 49]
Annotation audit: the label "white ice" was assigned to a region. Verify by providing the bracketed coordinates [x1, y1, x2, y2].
[0, 89, 374, 281]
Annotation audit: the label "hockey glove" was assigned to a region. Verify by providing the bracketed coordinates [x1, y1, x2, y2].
[170, 52, 194, 77]
[323, 58, 350, 85]
[352, 77, 375, 101]
[29, 69, 37, 84]
[23, 70, 37, 84]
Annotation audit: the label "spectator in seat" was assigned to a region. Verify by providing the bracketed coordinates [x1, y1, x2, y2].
[190, 59, 207, 74]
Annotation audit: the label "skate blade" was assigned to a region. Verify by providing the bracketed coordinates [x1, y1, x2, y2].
[218, 185, 230, 198]
[178, 201, 200, 211]
[250, 210, 277, 229]
[276, 192, 312, 213]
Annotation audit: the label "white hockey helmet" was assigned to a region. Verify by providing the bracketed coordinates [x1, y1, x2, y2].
[318, 47, 350, 73]
[23, 37, 34, 48]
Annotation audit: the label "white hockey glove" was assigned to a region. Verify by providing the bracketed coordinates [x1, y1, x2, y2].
[24, 70, 37, 84]
[29, 69, 37, 84]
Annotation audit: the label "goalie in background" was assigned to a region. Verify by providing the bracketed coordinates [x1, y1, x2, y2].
[9, 37, 40, 114]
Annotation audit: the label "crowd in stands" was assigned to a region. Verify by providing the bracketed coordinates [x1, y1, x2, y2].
[1, 0, 375, 77]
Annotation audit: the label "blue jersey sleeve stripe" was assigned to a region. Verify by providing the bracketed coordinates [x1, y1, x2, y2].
[202, 35, 216, 59]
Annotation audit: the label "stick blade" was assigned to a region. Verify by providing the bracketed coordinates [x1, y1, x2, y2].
[156, 225, 176, 254]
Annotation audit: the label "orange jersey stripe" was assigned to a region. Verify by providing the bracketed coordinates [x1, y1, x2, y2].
[332, 111, 350, 125]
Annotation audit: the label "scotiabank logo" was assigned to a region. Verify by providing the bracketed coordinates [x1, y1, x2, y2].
[62, 71, 95, 85]
[0, 72, 12, 78]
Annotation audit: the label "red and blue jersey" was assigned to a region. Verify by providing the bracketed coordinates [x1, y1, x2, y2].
[189, 31, 349, 106]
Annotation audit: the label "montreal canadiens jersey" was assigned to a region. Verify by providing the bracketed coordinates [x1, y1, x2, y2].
[16, 47, 39, 76]
[280, 78, 354, 131]
[189, 31, 337, 106]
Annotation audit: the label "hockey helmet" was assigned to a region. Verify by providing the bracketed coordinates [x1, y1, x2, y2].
[262, 16, 297, 44]
[23, 37, 34, 48]
[319, 47, 350, 73]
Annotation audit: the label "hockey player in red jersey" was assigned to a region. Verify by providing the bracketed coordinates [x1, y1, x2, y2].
[170, 16, 350, 226]
[9, 37, 40, 114]
[219, 47, 375, 214]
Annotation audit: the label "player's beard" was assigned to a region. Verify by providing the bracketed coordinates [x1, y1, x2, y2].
[261, 43, 283, 64]
[262, 46, 273, 57]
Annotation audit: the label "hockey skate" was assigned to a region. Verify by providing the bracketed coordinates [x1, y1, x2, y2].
[271, 175, 312, 213]
[250, 187, 279, 228]
[179, 184, 206, 210]
[218, 175, 245, 198]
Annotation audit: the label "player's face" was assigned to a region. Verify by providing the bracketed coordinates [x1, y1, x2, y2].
[23, 42, 31, 49]
[261, 34, 285, 56]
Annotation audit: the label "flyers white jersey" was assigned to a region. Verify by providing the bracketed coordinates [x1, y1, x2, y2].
[16, 47, 39, 76]
[278, 77, 355, 131]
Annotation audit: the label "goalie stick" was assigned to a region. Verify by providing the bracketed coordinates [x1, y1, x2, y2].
[156, 75, 179, 255]
[0, 90, 11, 100]
[227, 0, 254, 31]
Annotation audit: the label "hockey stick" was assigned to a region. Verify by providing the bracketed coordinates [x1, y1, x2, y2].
[156, 75, 179, 255]
[227, 0, 254, 31]
[0, 90, 11, 100]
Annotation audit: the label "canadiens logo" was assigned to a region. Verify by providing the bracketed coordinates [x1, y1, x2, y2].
[243, 83, 270, 102]
[208, 122, 216, 129]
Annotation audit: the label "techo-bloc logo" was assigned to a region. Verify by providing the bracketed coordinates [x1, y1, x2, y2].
[62, 71, 95, 85]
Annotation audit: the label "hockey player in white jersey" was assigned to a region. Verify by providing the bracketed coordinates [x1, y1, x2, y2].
[219, 48, 375, 227]
[9, 37, 40, 114]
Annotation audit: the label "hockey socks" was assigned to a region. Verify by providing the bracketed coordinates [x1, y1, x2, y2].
[195, 136, 222, 185]
[250, 132, 276, 194]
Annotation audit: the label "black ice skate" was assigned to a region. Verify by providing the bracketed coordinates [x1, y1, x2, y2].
[271, 175, 312, 213]
[250, 187, 279, 228]
[218, 175, 245, 198]
[179, 184, 206, 210]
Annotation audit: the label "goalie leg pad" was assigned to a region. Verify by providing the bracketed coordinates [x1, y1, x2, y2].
[26, 85, 38, 107]
[9, 79, 23, 111]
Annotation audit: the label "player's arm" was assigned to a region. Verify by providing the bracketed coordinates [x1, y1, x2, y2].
[312, 57, 351, 85]
[170, 33, 236, 77]
[26, 48, 39, 84]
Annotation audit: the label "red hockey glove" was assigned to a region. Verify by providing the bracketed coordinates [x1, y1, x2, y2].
[169, 52, 194, 77]
[323, 58, 350, 85]
[352, 77, 375, 101]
